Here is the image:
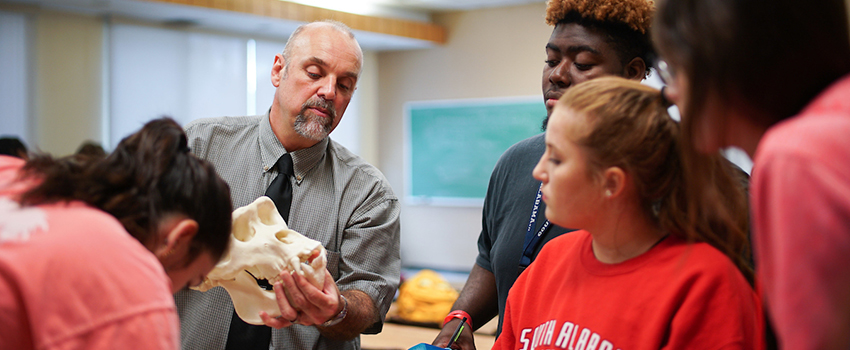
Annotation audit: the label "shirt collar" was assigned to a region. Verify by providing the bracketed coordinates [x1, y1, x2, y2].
[259, 110, 328, 183]
[259, 110, 287, 174]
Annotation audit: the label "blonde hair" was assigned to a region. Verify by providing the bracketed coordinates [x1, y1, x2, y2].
[558, 77, 752, 283]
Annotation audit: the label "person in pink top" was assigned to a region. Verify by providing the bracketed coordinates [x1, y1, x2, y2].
[492, 77, 763, 350]
[652, 0, 850, 348]
[0, 118, 233, 350]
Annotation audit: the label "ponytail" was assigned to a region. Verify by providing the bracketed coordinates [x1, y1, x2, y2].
[20, 118, 232, 262]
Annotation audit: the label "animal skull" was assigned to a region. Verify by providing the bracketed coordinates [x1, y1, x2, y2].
[193, 196, 327, 325]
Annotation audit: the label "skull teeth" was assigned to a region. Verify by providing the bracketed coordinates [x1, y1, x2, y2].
[270, 275, 283, 284]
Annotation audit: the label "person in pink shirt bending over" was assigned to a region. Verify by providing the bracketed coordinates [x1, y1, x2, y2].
[653, 0, 850, 348]
[493, 77, 763, 350]
[0, 118, 233, 350]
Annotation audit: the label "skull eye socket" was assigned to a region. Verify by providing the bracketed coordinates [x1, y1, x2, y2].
[275, 230, 293, 243]
[257, 200, 284, 226]
[231, 215, 256, 242]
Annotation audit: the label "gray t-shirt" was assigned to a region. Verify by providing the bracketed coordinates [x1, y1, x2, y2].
[475, 132, 573, 335]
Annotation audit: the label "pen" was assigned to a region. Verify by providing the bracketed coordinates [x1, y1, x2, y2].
[444, 316, 468, 349]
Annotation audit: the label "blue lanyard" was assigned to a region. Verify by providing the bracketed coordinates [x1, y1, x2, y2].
[519, 183, 551, 268]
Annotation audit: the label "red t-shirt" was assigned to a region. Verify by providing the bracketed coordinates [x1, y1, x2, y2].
[493, 230, 764, 350]
[751, 73, 850, 349]
[0, 156, 180, 350]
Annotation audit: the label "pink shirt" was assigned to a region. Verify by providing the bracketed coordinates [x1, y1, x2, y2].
[752, 74, 850, 349]
[0, 156, 180, 350]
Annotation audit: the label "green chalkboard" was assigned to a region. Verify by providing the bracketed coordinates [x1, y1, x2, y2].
[405, 97, 546, 206]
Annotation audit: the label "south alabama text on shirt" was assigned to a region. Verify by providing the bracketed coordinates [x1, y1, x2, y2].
[518, 319, 619, 350]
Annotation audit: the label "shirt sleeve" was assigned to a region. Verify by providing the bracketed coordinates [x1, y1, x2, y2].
[336, 192, 401, 323]
[475, 153, 509, 273]
[475, 209, 496, 272]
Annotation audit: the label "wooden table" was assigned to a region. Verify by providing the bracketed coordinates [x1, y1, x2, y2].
[361, 323, 495, 350]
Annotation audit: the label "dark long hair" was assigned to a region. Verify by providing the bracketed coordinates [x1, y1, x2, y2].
[650, 0, 850, 286]
[18, 118, 232, 263]
[560, 77, 752, 284]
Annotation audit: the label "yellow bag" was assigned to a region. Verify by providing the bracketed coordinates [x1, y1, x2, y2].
[396, 269, 459, 324]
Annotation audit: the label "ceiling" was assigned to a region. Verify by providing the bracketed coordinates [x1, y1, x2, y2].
[1, 0, 547, 50]
[289, 0, 546, 14]
[385, 0, 545, 11]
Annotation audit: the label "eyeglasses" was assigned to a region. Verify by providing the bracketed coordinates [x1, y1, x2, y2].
[655, 59, 676, 85]
[655, 59, 680, 105]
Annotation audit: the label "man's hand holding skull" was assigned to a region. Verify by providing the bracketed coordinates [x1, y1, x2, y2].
[192, 196, 337, 327]
[258, 268, 345, 328]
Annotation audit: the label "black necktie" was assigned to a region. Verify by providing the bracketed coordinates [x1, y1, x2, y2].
[224, 153, 293, 350]
[265, 153, 294, 221]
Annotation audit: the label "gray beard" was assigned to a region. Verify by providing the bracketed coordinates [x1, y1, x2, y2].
[293, 111, 331, 141]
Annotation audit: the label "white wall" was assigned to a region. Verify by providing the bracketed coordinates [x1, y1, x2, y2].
[357, 50, 380, 165]
[377, 3, 552, 270]
[0, 11, 30, 143]
[32, 11, 103, 156]
[108, 21, 248, 147]
[4, 9, 379, 162]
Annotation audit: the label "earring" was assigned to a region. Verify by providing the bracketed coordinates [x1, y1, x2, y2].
[605, 189, 612, 197]
[161, 247, 176, 258]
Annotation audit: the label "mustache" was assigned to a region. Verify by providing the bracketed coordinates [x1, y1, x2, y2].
[301, 98, 337, 119]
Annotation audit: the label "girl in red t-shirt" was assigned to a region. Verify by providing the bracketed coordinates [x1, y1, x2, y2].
[494, 77, 764, 350]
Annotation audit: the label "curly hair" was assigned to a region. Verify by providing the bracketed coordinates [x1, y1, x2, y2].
[546, 0, 654, 33]
[545, 0, 655, 74]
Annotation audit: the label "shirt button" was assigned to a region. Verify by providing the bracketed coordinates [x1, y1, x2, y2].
[263, 166, 269, 171]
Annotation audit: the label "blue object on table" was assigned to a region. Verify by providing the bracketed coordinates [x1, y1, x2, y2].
[408, 343, 447, 350]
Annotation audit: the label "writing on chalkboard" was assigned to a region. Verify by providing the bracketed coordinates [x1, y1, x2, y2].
[404, 96, 546, 206]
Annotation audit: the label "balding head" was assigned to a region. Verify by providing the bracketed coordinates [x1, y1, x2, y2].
[281, 20, 363, 79]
